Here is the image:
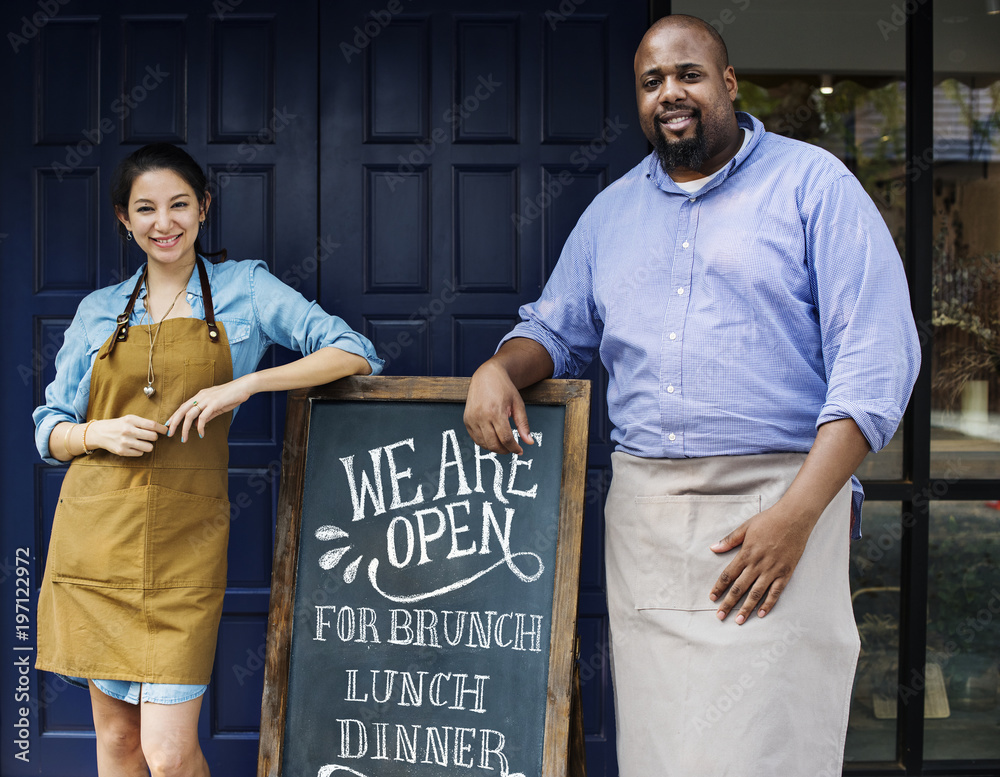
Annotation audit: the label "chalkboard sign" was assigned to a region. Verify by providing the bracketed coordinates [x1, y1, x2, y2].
[258, 376, 591, 777]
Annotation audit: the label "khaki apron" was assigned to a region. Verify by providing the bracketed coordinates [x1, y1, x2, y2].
[36, 258, 233, 685]
[605, 450, 859, 777]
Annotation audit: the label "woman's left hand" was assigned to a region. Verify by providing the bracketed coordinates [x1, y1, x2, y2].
[166, 378, 253, 442]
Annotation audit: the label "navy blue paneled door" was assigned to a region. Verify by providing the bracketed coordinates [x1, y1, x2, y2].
[1, 1, 646, 774]
[320, 2, 647, 773]
[0, 1, 317, 774]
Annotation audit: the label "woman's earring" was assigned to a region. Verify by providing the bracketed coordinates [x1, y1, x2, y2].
[126, 231, 133, 241]
[199, 221, 205, 231]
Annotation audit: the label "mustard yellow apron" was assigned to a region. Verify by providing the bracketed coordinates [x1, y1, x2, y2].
[36, 258, 233, 685]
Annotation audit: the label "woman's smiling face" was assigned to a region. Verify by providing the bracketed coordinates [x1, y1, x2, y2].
[117, 168, 210, 269]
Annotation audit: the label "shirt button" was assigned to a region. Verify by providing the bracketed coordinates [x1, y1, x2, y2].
[677, 287, 684, 295]
[667, 385, 675, 393]
[668, 433, 676, 441]
[689, 197, 697, 202]
[669, 332, 677, 340]
[682, 241, 689, 248]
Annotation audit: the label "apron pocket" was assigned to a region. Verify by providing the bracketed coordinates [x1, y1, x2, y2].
[632, 494, 761, 611]
[184, 357, 216, 397]
[147, 486, 229, 588]
[50, 487, 150, 587]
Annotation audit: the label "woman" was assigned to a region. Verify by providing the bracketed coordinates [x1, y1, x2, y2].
[32, 143, 382, 776]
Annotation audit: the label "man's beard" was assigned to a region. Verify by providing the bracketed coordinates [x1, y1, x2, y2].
[653, 116, 708, 174]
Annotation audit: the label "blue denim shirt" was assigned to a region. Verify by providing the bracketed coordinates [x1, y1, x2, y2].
[34, 258, 383, 464]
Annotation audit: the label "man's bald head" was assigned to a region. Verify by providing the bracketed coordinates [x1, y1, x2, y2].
[637, 15, 730, 74]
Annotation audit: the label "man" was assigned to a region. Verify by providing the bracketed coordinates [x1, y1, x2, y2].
[464, 14, 919, 777]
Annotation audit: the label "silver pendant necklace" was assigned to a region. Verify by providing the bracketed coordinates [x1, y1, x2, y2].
[141, 283, 187, 398]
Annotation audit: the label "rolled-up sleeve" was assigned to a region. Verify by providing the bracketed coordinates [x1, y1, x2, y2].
[248, 261, 384, 374]
[807, 175, 921, 451]
[500, 217, 602, 378]
[33, 311, 94, 464]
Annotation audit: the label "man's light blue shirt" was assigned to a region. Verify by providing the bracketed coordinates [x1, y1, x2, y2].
[34, 258, 383, 464]
[504, 113, 920, 532]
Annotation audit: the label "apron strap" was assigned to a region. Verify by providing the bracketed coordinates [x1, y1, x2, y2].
[195, 256, 221, 343]
[100, 257, 220, 360]
[100, 269, 146, 360]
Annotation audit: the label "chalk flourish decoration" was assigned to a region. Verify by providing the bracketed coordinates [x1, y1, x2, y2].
[314, 523, 544, 603]
[315, 524, 365, 584]
[367, 551, 543, 604]
[317, 766, 369, 777]
[318, 765, 525, 777]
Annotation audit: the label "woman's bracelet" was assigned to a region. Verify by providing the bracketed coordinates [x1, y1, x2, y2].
[82, 421, 95, 455]
[62, 423, 76, 457]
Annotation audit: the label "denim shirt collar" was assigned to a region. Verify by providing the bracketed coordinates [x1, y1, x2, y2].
[118, 256, 215, 305]
[646, 111, 764, 196]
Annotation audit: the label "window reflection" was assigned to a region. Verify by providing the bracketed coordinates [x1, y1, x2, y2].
[846, 502, 903, 763]
[930, 76, 1000, 479]
[925, 501, 1000, 760]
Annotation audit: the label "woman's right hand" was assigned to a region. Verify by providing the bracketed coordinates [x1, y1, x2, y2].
[88, 415, 169, 457]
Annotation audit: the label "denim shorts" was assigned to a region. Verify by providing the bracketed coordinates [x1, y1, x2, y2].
[59, 675, 207, 705]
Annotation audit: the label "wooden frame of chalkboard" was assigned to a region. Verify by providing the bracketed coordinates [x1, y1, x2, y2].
[258, 375, 591, 777]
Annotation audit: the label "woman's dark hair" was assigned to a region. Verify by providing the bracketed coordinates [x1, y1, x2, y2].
[110, 143, 227, 262]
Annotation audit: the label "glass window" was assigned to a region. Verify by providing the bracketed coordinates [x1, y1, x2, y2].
[930, 5, 1000, 480]
[846, 502, 904, 763]
[925, 500, 1000, 761]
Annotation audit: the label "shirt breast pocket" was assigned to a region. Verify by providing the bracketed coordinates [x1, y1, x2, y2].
[211, 318, 250, 384]
[88, 324, 117, 358]
[217, 317, 251, 347]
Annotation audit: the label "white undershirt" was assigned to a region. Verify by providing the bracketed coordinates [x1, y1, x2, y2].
[673, 128, 752, 194]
